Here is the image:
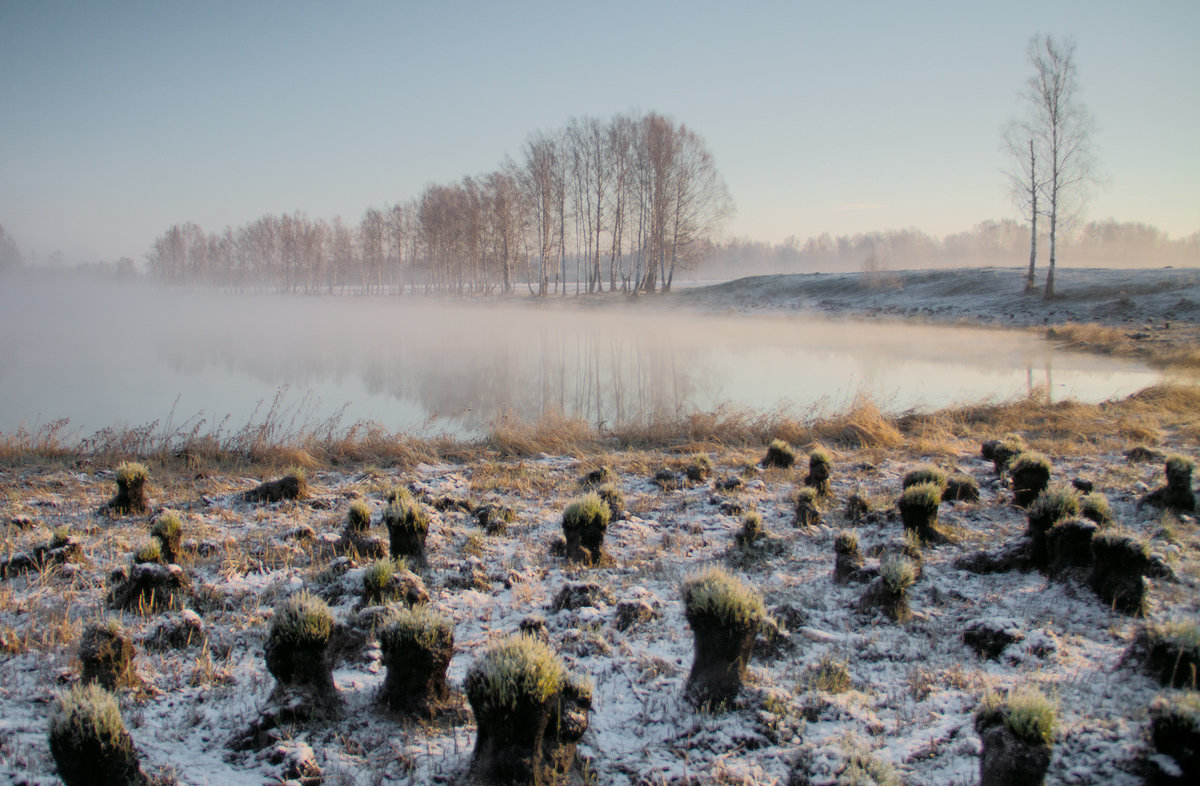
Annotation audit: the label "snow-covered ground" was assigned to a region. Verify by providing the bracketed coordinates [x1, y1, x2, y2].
[678, 266, 1200, 330]
[1, 440, 1196, 784]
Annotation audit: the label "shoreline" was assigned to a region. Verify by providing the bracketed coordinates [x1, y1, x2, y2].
[675, 265, 1200, 370]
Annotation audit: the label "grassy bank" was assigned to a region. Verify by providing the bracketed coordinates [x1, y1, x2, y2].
[3, 382, 1197, 474]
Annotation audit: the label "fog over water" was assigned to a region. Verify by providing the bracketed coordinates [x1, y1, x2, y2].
[0, 279, 1175, 440]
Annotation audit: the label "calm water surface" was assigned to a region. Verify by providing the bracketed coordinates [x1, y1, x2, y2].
[0, 279, 1181, 440]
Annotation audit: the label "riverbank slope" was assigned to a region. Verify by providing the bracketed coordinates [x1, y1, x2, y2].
[679, 266, 1200, 368]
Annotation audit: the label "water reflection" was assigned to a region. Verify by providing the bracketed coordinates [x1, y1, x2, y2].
[0, 280, 1181, 437]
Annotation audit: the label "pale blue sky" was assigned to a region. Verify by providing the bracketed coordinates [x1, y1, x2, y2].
[2, 0, 1197, 265]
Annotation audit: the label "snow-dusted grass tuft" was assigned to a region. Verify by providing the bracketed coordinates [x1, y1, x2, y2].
[681, 566, 766, 629]
[268, 591, 333, 650]
[978, 685, 1057, 745]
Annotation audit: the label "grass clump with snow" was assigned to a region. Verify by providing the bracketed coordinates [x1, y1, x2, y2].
[562, 492, 610, 533]
[346, 500, 372, 533]
[131, 540, 162, 565]
[50, 525, 71, 548]
[150, 512, 181, 542]
[1166, 453, 1195, 480]
[682, 566, 766, 630]
[562, 491, 611, 564]
[1028, 483, 1079, 531]
[380, 605, 453, 653]
[268, 591, 333, 651]
[977, 686, 1057, 745]
[47, 683, 145, 786]
[383, 497, 429, 534]
[1010, 452, 1053, 506]
[880, 555, 917, 594]
[1149, 690, 1200, 743]
[115, 462, 148, 486]
[902, 464, 946, 491]
[362, 558, 404, 605]
[1079, 492, 1114, 526]
[763, 439, 796, 469]
[107, 461, 150, 515]
[834, 529, 859, 554]
[1144, 618, 1200, 688]
[465, 634, 568, 716]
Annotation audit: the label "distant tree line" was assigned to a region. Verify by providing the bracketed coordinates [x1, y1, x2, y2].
[145, 111, 733, 295]
[699, 219, 1200, 279]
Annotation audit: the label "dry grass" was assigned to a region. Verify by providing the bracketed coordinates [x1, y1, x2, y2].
[2, 383, 1198, 471]
[486, 408, 597, 457]
[1048, 322, 1200, 369]
[899, 382, 1200, 455]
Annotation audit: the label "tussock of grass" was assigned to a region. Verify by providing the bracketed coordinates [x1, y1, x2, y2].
[1079, 492, 1114, 526]
[346, 500, 372, 532]
[977, 686, 1057, 745]
[115, 462, 148, 484]
[796, 487, 819, 505]
[1012, 452, 1052, 476]
[834, 529, 859, 554]
[48, 683, 129, 752]
[131, 540, 162, 565]
[880, 555, 917, 593]
[763, 439, 796, 468]
[383, 497, 430, 534]
[562, 492, 611, 532]
[363, 559, 399, 600]
[1149, 619, 1200, 655]
[150, 512, 182, 541]
[1150, 691, 1200, 735]
[902, 465, 946, 490]
[682, 566, 766, 629]
[269, 591, 333, 649]
[465, 634, 567, 714]
[380, 606, 454, 652]
[900, 481, 941, 511]
[1092, 527, 1148, 556]
[1028, 483, 1080, 528]
[1166, 453, 1196, 479]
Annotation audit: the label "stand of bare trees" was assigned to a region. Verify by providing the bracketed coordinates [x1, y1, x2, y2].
[146, 112, 732, 295]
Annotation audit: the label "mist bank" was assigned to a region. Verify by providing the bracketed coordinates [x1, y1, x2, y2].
[696, 219, 1200, 280]
[0, 275, 1180, 444]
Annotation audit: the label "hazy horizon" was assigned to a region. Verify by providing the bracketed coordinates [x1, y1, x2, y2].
[2, 1, 1198, 266]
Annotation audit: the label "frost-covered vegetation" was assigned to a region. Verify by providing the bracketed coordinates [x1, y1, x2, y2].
[1, 385, 1199, 784]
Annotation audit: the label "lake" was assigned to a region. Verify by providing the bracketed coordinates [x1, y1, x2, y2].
[0, 278, 1181, 441]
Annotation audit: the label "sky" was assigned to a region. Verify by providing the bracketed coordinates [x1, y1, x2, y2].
[1, 0, 1197, 266]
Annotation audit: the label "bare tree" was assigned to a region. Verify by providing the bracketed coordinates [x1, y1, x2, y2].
[1018, 35, 1098, 298]
[483, 163, 525, 294]
[385, 204, 406, 293]
[359, 208, 385, 293]
[520, 133, 561, 296]
[1003, 128, 1041, 294]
